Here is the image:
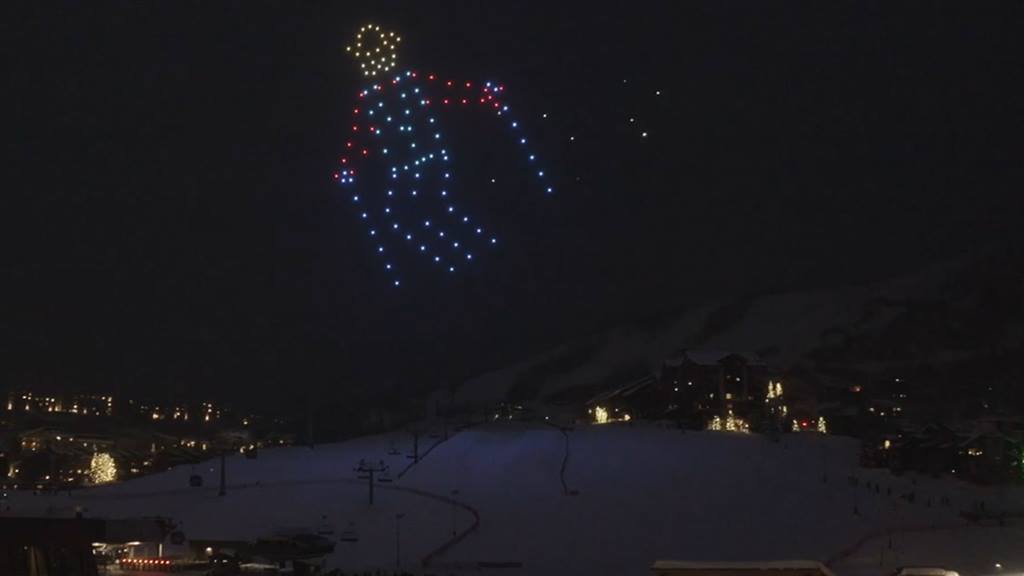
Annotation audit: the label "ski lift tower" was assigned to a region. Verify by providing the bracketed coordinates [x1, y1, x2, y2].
[355, 459, 389, 505]
[407, 428, 422, 464]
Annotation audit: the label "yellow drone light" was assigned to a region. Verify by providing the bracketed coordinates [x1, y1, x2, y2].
[347, 23, 400, 78]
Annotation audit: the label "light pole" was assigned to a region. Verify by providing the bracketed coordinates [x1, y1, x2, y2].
[821, 444, 828, 484]
[407, 429, 421, 464]
[395, 513, 405, 570]
[218, 452, 226, 497]
[450, 489, 460, 537]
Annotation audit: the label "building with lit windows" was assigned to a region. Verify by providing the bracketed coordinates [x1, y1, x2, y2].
[658, 349, 772, 426]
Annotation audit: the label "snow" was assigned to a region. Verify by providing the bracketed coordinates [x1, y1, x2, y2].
[664, 349, 764, 368]
[449, 264, 949, 408]
[6, 423, 1024, 575]
[584, 374, 656, 406]
[832, 525, 1024, 576]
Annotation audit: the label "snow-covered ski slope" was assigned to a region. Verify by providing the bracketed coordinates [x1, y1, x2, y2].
[7, 423, 1024, 575]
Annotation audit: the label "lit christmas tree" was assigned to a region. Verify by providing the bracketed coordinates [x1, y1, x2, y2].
[764, 380, 788, 436]
[88, 452, 117, 484]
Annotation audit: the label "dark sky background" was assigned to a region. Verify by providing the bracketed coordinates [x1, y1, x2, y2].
[4, 2, 1023, 408]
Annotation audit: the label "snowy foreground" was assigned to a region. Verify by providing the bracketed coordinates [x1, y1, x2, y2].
[7, 423, 1024, 575]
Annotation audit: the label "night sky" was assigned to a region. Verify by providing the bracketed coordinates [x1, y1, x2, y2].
[5, 2, 1023, 406]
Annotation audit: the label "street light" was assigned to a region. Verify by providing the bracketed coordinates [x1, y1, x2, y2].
[395, 513, 406, 570]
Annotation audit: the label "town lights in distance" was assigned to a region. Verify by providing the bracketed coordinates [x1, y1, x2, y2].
[334, 25, 556, 287]
[346, 24, 400, 78]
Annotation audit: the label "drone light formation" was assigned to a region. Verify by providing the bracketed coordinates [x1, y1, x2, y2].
[346, 23, 400, 78]
[334, 57, 553, 286]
